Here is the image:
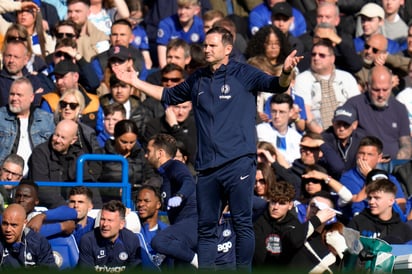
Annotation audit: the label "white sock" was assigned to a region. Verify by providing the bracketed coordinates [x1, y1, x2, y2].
[190, 253, 198, 269]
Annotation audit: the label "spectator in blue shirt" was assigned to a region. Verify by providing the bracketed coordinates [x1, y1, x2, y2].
[156, 0, 205, 68]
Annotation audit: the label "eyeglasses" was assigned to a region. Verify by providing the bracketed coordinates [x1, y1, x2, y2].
[56, 32, 76, 39]
[6, 36, 26, 43]
[1, 167, 22, 178]
[364, 44, 380, 54]
[311, 52, 331, 58]
[255, 178, 266, 184]
[59, 101, 79, 110]
[54, 51, 72, 59]
[161, 77, 182, 83]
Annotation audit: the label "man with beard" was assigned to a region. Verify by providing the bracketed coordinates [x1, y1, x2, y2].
[0, 78, 54, 177]
[343, 66, 412, 160]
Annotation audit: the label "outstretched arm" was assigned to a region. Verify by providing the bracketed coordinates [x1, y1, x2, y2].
[112, 64, 164, 101]
[279, 50, 304, 87]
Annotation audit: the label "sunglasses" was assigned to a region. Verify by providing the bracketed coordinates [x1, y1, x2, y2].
[302, 178, 323, 185]
[59, 101, 79, 110]
[311, 52, 331, 58]
[56, 32, 76, 39]
[364, 44, 380, 54]
[54, 51, 72, 59]
[161, 77, 182, 83]
[255, 178, 266, 184]
[6, 36, 26, 43]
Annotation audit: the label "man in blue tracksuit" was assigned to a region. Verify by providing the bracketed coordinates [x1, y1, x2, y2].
[0, 204, 56, 269]
[78, 200, 141, 271]
[113, 26, 302, 270]
[145, 133, 198, 268]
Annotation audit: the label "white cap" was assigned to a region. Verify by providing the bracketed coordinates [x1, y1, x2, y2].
[357, 3, 385, 19]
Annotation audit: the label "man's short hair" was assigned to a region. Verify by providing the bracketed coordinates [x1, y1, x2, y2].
[3, 154, 24, 169]
[111, 19, 133, 30]
[102, 200, 126, 219]
[177, 0, 200, 6]
[67, 0, 90, 6]
[166, 38, 191, 58]
[17, 179, 39, 194]
[149, 134, 177, 158]
[312, 39, 335, 55]
[137, 185, 162, 203]
[213, 17, 237, 36]
[161, 63, 185, 75]
[359, 136, 383, 154]
[68, 186, 93, 201]
[267, 181, 295, 202]
[270, 93, 293, 109]
[366, 179, 397, 196]
[206, 26, 234, 46]
[203, 9, 224, 22]
[55, 37, 78, 50]
[103, 103, 126, 118]
[11, 77, 33, 94]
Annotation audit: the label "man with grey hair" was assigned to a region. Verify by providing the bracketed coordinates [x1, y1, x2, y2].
[0, 78, 55, 177]
[0, 154, 24, 209]
[0, 40, 54, 107]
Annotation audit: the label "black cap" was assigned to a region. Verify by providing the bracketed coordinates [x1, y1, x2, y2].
[365, 169, 389, 185]
[108, 45, 131, 62]
[53, 59, 79, 75]
[333, 106, 357, 124]
[271, 2, 293, 18]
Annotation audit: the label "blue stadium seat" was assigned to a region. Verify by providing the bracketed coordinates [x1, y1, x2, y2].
[48, 235, 79, 269]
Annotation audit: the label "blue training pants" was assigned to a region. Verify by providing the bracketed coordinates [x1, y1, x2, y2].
[197, 155, 256, 270]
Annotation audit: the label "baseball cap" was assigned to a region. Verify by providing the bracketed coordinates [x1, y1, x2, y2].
[53, 59, 79, 75]
[365, 169, 389, 185]
[357, 3, 385, 19]
[108, 45, 132, 62]
[333, 106, 357, 124]
[271, 2, 293, 18]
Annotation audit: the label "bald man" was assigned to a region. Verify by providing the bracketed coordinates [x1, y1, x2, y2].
[343, 66, 412, 160]
[356, 33, 411, 93]
[29, 119, 102, 208]
[0, 204, 56, 268]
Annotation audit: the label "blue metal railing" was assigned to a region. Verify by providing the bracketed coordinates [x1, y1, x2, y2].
[0, 154, 132, 208]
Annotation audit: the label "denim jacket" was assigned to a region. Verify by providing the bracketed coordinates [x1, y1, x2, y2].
[0, 106, 55, 164]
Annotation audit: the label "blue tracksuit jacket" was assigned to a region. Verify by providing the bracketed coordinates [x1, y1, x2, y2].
[162, 60, 288, 171]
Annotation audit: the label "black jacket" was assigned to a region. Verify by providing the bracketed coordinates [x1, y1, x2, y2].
[99, 140, 156, 190]
[348, 209, 412, 244]
[29, 138, 100, 208]
[253, 210, 303, 267]
[144, 113, 197, 165]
